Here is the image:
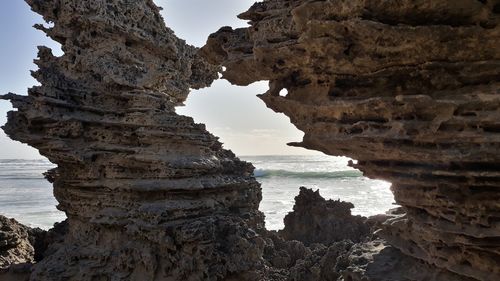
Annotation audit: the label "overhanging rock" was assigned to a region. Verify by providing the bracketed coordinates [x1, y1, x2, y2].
[201, 1, 500, 280]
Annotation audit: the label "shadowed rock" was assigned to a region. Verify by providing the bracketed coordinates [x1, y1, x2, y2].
[279, 187, 370, 245]
[258, 188, 371, 280]
[1, 0, 264, 280]
[341, 239, 476, 281]
[201, 0, 500, 280]
[0, 216, 35, 269]
[0, 216, 68, 281]
[2, 0, 499, 280]
[259, 223, 355, 281]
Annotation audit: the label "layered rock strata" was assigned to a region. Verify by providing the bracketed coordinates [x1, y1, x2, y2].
[1, 0, 263, 280]
[202, 1, 500, 280]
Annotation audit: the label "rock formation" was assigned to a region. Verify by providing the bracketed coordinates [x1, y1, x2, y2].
[261, 187, 368, 281]
[0, 186, 375, 281]
[279, 187, 370, 245]
[30, 220, 68, 263]
[3, 0, 500, 280]
[0, 216, 67, 281]
[201, 1, 500, 280]
[0, 216, 36, 269]
[341, 239, 477, 281]
[259, 188, 369, 280]
[1, 0, 264, 280]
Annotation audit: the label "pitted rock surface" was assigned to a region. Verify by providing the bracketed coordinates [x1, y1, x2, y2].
[340, 239, 476, 281]
[1, 1, 264, 280]
[0, 216, 35, 269]
[259, 229, 354, 281]
[201, 1, 500, 280]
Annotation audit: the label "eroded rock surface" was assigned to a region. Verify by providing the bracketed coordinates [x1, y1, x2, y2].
[1, 0, 263, 280]
[341, 239, 476, 281]
[0, 216, 35, 269]
[279, 187, 370, 245]
[260, 225, 354, 281]
[0, 216, 66, 281]
[202, 1, 500, 280]
[30, 220, 68, 263]
[258, 188, 373, 281]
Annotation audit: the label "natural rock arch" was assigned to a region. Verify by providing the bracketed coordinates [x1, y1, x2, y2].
[1, 0, 499, 281]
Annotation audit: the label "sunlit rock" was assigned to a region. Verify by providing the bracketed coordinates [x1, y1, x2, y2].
[1, 0, 264, 280]
[201, 1, 500, 280]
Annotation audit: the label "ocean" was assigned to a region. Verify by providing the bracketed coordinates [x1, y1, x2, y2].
[243, 155, 395, 230]
[0, 156, 395, 230]
[0, 159, 64, 229]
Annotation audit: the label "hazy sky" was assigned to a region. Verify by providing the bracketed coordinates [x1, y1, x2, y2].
[0, 0, 319, 159]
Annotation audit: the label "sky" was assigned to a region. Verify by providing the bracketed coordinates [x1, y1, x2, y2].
[0, 0, 320, 159]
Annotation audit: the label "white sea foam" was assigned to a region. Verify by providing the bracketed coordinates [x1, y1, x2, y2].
[0, 156, 396, 231]
[242, 155, 395, 230]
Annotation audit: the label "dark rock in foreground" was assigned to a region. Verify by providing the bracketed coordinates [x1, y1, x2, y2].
[201, 0, 500, 279]
[3, 187, 466, 281]
[342, 239, 477, 281]
[0, 216, 35, 269]
[0, 216, 68, 281]
[279, 187, 370, 245]
[257, 188, 371, 280]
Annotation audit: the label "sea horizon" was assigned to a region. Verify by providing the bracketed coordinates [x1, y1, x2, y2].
[0, 155, 395, 230]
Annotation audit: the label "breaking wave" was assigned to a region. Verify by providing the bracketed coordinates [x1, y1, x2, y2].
[253, 169, 362, 179]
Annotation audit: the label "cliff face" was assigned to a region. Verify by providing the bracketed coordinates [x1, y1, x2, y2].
[1, 0, 264, 280]
[201, 1, 500, 280]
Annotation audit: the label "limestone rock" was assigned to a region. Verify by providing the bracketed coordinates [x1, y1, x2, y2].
[202, 1, 500, 280]
[0, 216, 67, 280]
[288, 241, 353, 281]
[30, 220, 68, 262]
[341, 239, 476, 281]
[279, 187, 370, 245]
[260, 230, 354, 281]
[0, 216, 35, 269]
[258, 187, 372, 281]
[1, 0, 264, 280]
[262, 230, 312, 269]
